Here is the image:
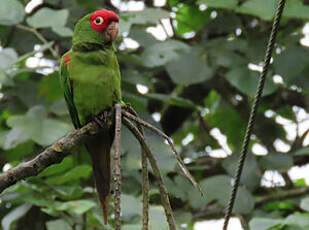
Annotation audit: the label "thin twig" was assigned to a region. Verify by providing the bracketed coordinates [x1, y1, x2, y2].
[123, 118, 176, 230]
[141, 146, 149, 230]
[124, 106, 149, 230]
[255, 187, 309, 205]
[16, 24, 59, 59]
[159, 19, 170, 39]
[114, 104, 122, 230]
[122, 110, 202, 195]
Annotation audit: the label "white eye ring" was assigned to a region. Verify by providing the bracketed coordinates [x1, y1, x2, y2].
[93, 16, 104, 25]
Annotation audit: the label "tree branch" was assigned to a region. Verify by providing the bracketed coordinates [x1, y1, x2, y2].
[192, 187, 309, 221]
[0, 121, 100, 194]
[16, 24, 59, 59]
[255, 187, 309, 206]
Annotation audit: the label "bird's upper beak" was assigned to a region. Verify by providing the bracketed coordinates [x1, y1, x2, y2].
[105, 21, 119, 43]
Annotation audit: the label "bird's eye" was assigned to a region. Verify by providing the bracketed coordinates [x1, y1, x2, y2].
[94, 16, 104, 25]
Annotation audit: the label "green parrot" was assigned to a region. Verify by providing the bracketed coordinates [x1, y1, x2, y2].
[59, 9, 121, 224]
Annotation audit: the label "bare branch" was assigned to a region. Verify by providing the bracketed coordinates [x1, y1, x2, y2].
[124, 105, 149, 230]
[0, 122, 100, 194]
[16, 24, 59, 59]
[123, 118, 177, 230]
[122, 110, 202, 195]
[114, 104, 122, 230]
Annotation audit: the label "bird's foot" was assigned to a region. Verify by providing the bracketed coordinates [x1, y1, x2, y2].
[93, 111, 109, 128]
[122, 103, 136, 114]
[93, 116, 105, 128]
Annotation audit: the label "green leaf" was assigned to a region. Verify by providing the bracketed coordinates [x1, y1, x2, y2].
[38, 157, 74, 178]
[122, 205, 170, 230]
[204, 90, 221, 112]
[67, 200, 96, 214]
[206, 106, 246, 147]
[174, 4, 210, 35]
[21, 193, 53, 207]
[17, 42, 54, 64]
[293, 147, 309, 156]
[123, 224, 142, 230]
[197, 0, 238, 9]
[166, 52, 213, 86]
[223, 153, 261, 190]
[124, 8, 169, 24]
[38, 72, 63, 102]
[294, 178, 307, 187]
[6, 105, 72, 147]
[46, 165, 92, 185]
[236, 0, 276, 21]
[284, 0, 309, 20]
[121, 194, 142, 219]
[165, 175, 194, 201]
[140, 40, 189, 67]
[147, 133, 177, 173]
[46, 219, 72, 230]
[51, 185, 84, 200]
[0, 48, 18, 69]
[199, 175, 231, 206]
[149, 206, 169, 230]
[234, 186, 255, 214]
[49, 99, 69, 116]
[120, 8, 169, 34]
[0, 0, 25, 25]
[0, 69, 14, 86]
[249, 218, 283, 230]
[120, 126, 141, 171]
[26, 8, 69, 28]
[54, 199, 96, 214]
[0, 131, 8, 148]
[1, 204, 32, 230]
[51, 26, 73, 37]
[4, 141, 34, 162]
[263, 201, 294, 211]
[300, 197, 309, 212]
[197, 175, 254, 213]
[4, 128, 30, 149]
[225, 66, 277, 97]
[236, 0, 309, 21]
[284, 213, 309, 228]
[274, 46, 309, 84]
[259, 153, 293, 172]
[146, 93, 197, 109]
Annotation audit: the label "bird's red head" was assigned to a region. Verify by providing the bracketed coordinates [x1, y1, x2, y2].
[90, 9, 119, 41]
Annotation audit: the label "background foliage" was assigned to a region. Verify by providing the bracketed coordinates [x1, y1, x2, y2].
[0, 0, 309, 229]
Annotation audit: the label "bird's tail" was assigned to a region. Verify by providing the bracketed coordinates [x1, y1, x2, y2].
[86, 129, 113, 225]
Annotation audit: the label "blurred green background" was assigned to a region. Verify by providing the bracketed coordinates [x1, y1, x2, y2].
[0, 0, 309, 229]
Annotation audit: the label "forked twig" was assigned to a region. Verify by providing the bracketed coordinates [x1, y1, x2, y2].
[122, 110, 202, 195]
[123, 117, 176, 230]
[125, 106, 149, 230]
[114, 104, 122, 230]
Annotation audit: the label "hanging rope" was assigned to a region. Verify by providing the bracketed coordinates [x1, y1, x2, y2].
[222, 1, 287, 229]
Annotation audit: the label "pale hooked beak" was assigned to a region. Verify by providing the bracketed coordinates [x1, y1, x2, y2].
[104, 21, 119, 43]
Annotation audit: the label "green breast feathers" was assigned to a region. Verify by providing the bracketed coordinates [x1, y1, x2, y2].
[60, 48, 121, 126]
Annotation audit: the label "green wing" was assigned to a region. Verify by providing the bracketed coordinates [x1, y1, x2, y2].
[59, 53, 81, 129]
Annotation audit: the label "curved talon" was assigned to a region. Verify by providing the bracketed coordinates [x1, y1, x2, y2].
[93, 116, 105, 128]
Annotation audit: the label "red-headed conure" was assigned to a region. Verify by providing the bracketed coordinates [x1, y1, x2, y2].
[59, 9, 121, 224]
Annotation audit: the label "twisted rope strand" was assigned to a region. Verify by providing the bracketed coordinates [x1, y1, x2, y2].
[223, 1, 287, 229]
